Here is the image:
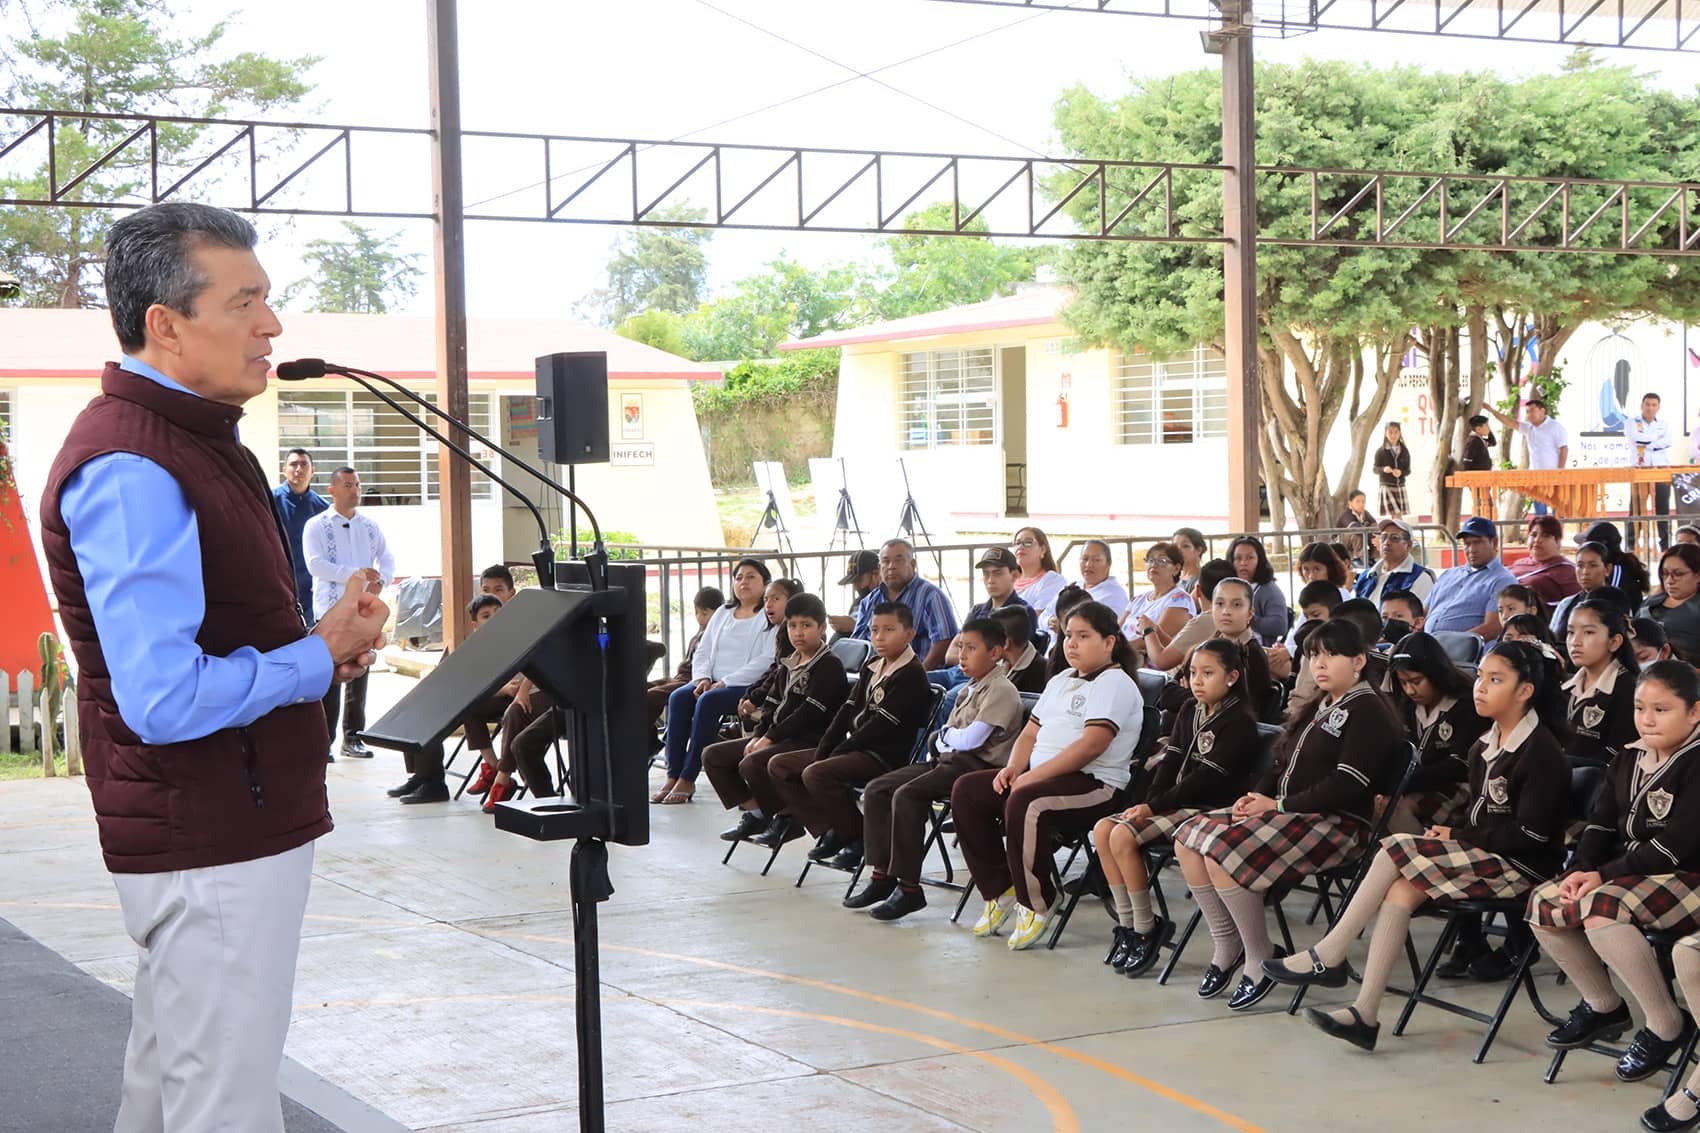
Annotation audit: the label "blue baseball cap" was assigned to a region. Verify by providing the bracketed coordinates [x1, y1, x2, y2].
[1459, 517, 1498, 541]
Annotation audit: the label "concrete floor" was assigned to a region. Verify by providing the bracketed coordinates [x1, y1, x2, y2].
[0, 672, 1680, 1132]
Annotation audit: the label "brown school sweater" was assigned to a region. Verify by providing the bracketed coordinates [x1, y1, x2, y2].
[1144, 692, 1261, 814]
[1261, 681, 1403, 825]
[816, 647, 935, 769]
[1006, 642, 1049, 695]
[1563, 660, 1639, 768]
[755, 647, 850, 746]
[1402, 694, 1490, 796]
[1452, 712, 1570, 879]
[1576, 726, 1700, 879]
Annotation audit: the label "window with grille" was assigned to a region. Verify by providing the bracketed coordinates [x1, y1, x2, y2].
[1112, 345, 1228, 445]
[0, 390, 11, 445]
[277, 391, 494, 505]
[898, 347, 998, 450]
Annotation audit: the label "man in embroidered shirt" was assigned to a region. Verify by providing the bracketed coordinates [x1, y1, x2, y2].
[304, 466, 396, 759]
[852, 538, 960, 669]
[272, 447, 328, 618]
[1625, 392, 1673, 548]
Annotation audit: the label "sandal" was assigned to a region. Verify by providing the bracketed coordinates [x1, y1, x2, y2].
[659, 783, 696, 805]
[651, 778, 679, 804]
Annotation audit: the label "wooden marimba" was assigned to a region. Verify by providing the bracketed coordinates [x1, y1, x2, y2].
[1446, 466, 1698, 555]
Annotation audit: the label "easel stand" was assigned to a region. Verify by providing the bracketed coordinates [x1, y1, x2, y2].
[755, 488, 799, 577]
[827, 459, 866, 593]
[895, 459, 946, 581]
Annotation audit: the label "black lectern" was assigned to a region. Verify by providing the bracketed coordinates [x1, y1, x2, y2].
[357, 560, 648, 1132]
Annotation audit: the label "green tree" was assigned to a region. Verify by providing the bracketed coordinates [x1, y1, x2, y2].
[581, 204, 712, 326]
[280, 221, 422, 314]
[870, 202, 1051, 321]
[0, 0, 316, 308]
[680, 255, 867, 360]
[615, 308, 689, 356]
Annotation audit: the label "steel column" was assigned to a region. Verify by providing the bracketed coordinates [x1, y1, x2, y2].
[427, 0, 473, 649]
[1220, 9, 1261, 531]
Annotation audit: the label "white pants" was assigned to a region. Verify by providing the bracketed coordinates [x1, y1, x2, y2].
[112, 840, 316, 1133]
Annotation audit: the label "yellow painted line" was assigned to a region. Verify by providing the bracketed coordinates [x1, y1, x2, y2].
[293, 991, 1080, 1133]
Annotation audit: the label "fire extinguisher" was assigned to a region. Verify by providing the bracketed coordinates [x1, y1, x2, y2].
[1056, 391, 1070, 429]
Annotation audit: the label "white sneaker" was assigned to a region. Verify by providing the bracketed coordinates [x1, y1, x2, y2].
[971, 888, 1018, 937]
[1006, 905, 1049, 951]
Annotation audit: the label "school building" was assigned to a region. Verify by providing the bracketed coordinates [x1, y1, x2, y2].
[0, 308, 724, 580]
[785, 284, 1235, 535]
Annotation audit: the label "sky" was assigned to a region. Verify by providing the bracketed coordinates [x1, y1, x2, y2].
[19, 0, 1693, 322]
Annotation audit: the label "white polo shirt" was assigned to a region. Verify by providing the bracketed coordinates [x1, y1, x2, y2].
[1028, 666, 1143, 789]
[1518, 416, 1569, 470]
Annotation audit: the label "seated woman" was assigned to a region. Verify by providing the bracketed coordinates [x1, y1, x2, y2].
[1561, 598, 1640, 768]
[954, 602, 1145, 951]
[1298, 542, 1353, 602]
[1011, 526, 1068, 626]
[1266, 640, 1570, 1051]
[704, 593, 849, 843]
[1551, 542, 1609, 643]
[1645, 545, 1700, 662]
[1124, 541, 1197, 662]
[1529, 660, 1700, 1084]
[1384, 631, 1489, 835]
[1075, 539, 1131, 618]
[1510, 515, 1582, 607]
[1228, 535, 1289, 646]
[656, 558, 777, 804]
[1172, 620, 1403, 1010]
[1146, 559, 1234, 673]
[1093, 639, 1261, 977]
[646, 586, 724, 727]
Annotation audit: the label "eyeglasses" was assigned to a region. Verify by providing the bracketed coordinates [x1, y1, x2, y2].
[1011, 539, 1037, 550]
[1146, 557, 1173, 568]
[1381, 533, 1411, 543]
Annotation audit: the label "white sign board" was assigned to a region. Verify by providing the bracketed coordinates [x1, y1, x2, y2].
[752, 460, 801, 537]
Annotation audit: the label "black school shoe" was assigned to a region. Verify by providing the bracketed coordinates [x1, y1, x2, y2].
[1436, 939, 1485, 979]
[1545, 1000, 1633, 1049]
[1104, 925, 1132, 967]
[1262, 947, 1349, 989]
[844, 876, 898, 910]
[826, 841, 865, 872]
[807, 832, 845, 862]
[1468, 946, 1516, 982]
[720, 811, 769, 842]
[1642, 1089, 1700, 1132]
[386, 774, 424, 798]
[1304, 1005, 1380, 1052]
[870, 887, 927, 922]
[749, 815, 797, 849]
[1198, 953, 1245, 1000]
[1619, 1021, 1694, 1083]
[1228, 948, 1290, 1011]
[1121, 918, 1175, 978]
[399, 779, 451, 805]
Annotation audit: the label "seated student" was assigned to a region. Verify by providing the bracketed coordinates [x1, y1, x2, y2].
[1679, 525, 1700, 547]
[1285, 599, 1387, 721]
[1266, 640, 1570, 1051]
[735, 578, 804, 732]
[1044, 584, 1094, 679]
[461, 593, 524, 799]
[1328, 542, 1359, 591]
[1384, 631, 1490, 836]
[1634, 617, 1674, 669]
[1501, 612, 1564, 657]
[766, 602, 934, 865]
[1268, 580, 1344, 683]
[932, 547, 1034, 690]
[1155, 575, 1272, 721]
[647, 586, 725, 727]
[705, 593, 849, 844]
[1094, 639, 1262, 977]
[953, 601, 1144, 950]
[1496, 583, 1547, 629]
[991, 605, 1049, 695]
[1560, 598, 1640, 768]
[1529, 660, 1700, 1084]
[845, 617, 1028, 921]
[1173, 621, 1403, 1010]
[1378, 589, 1426, 643]
[1228, 536, 1290, 646]
[1652, 928, 1700, 1129]
[1551, 542, 1610, 644]
[1298, 541, 1354, 601]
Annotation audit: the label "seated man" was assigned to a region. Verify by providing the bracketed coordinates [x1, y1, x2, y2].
[828, 550, 879, 638]
[390, 591, 511, 805]
[930, 546, 1034, 690]
[846, 617, 1028, 921]
[704, 594, 850, 844]
[1424, 516, 1516, 637]
[852, 539, 959, 669]
[1353, 517, 1435, 605]
[767, 602, 934, 866]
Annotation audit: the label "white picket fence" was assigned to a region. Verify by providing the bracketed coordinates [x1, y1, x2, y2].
[2, 668, 80, 774]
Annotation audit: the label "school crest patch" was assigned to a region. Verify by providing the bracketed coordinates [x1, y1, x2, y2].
[1582, 705, 1605, 732]
[1321, 706, 1350, 737]
[873, 687, 886, 705]
[1648, 788, 1676, 822]
[1197, 730, 1215, 755]
[1487, 776, 1510, 806]
[1070, 693, 1087, 713]
[1438, 722, 1453, 743]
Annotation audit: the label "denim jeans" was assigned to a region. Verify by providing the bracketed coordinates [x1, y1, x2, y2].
[664, 682, 746, 782]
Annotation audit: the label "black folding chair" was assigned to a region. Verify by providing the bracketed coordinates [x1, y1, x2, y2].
[1543, 929, 1700, 1092]
[795, 685, 946, 889]
[830, 637, 872, 676]
[1390, 764, 1603, 1063]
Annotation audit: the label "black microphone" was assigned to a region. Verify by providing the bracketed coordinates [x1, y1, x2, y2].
[275, 358, 607, 592]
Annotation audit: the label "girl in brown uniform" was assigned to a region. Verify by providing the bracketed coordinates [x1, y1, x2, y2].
[1561, 598, 1640, 768]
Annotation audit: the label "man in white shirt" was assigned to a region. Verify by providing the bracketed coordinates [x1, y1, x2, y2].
[304, 467, 396, 760]
[1485, 397, 1568, 516]
[1626, 392, 1673, 548]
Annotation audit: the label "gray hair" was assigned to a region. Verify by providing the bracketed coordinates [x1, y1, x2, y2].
[105, 203, 258, 353]
[880, 538, 914, 557]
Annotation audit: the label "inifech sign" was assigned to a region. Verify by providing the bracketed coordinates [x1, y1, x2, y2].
[610, 442, 655, 467]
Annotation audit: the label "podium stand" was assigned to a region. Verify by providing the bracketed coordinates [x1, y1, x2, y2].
[358, 561, 649, 1132]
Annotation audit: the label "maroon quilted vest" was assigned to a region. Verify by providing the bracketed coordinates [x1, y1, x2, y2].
[39, 363, 332, 874]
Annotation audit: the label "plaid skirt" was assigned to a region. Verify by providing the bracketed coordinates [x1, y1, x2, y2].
[1103, 808, 1205, 847]
[1527, 872, 1700, 931]
[1175, 809, 1372, 892]
[1380, 483, 1408, 517]
[1405, 785, 1470, 830]
[1382, 834, 1532, 903]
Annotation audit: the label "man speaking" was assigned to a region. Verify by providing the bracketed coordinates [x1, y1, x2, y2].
[38, 202, 388, 1132]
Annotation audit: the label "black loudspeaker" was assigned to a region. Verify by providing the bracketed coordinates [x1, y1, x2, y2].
[535, 351, 610, 465]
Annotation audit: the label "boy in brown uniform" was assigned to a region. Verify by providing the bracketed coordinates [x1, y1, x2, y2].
[847, 617, 1028, 921]
[768, 602, 935, 867]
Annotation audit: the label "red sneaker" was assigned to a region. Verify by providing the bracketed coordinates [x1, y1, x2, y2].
[467, 763, 497, 796]
[482, 778, 513, 814]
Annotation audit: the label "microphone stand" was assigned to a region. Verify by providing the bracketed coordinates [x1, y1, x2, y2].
[334, 364, 607, 591]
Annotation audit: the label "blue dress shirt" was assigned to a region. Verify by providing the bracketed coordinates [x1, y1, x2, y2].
[851, 574, 961, 659]
[1424, 558, 1518, 634]
[58, 356, 333, 745]
[273, 482, 330, 610]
